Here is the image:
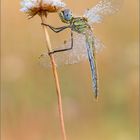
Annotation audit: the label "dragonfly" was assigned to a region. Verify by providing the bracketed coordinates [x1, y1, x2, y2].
[40, 0, 122, 98]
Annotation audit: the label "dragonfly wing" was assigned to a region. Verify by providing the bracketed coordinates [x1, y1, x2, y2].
[39, 32, 88, 68]
[84, 0, 122, 25]
[93, 35, 105, 53]
[85, 29, 105, 52]
[86, 34, 98, 98]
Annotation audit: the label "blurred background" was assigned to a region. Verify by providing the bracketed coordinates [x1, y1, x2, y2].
[1, 0, 139, 140]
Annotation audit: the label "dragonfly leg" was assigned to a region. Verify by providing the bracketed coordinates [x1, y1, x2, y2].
[28, 11, 38, 19]
[41, 23, 70, 33]
[49, 31, 74, 55]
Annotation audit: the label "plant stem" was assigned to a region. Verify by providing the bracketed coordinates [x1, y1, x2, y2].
[41, 15, 67, 140]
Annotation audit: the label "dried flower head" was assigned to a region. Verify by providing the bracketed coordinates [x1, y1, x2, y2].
[20, 0, 66, 18]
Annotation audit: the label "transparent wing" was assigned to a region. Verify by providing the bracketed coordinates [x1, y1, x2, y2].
[84, 0, 122, 25]
[39, 32, 104, 68]
[93, 35, 105, 53]
[39, 32, 88, 68]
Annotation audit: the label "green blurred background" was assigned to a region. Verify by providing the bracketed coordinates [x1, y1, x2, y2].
[1, 0, 139, 140]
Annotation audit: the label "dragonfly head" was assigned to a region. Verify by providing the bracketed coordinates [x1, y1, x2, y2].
[59, 9, 73, 24]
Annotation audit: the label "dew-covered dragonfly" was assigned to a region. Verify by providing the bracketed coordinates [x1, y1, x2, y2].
[40, 0, 122, 98]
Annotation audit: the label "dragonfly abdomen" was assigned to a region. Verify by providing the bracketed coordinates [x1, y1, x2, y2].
[86, 35, 98, 98]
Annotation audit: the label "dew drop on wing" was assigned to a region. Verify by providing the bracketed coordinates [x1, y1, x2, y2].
[39, 32, 105, 68]
[84, 0, 122, 25]
[39, 32, 88, 68]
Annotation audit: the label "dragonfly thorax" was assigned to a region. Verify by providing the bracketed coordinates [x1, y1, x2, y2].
[71, 17, 90, 34]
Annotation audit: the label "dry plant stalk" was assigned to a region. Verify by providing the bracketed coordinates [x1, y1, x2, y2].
[41, 14, 67, 140]
[20, 0, 67, 140]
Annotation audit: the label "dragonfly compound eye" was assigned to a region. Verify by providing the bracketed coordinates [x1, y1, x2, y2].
[63, 9, 72, 21]
[59, 9, 72, 23]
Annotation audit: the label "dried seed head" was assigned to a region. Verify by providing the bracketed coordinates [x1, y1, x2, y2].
[20, 0, 66, 18]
